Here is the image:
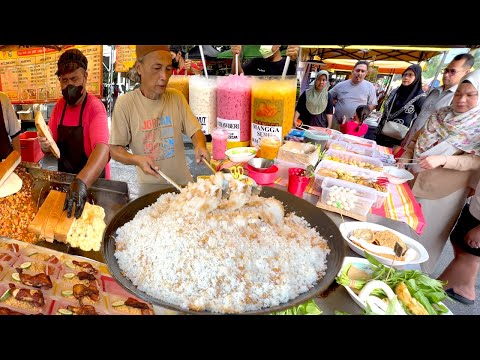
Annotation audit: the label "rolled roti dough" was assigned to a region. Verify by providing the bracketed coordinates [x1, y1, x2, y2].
[0, 172, 23, 197]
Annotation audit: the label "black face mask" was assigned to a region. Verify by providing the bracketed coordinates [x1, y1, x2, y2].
[62, 84, 84, 105]
[172, 57, 179, 69]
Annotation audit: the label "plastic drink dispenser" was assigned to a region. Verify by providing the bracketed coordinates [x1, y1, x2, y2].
[167, 75, 189, 103]
[216, 75, 252, 149]
[189, 75, 217, 136]
[250, 76, 297, 147]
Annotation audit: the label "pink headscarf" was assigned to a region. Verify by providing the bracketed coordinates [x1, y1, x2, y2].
[414, 69, 480, 157]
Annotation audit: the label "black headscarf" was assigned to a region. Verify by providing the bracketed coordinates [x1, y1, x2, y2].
[391, 64, 424, 112]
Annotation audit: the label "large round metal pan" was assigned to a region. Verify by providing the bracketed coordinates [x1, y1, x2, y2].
[102, 186, 345, 314]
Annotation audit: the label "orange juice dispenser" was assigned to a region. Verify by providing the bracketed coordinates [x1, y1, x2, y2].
[189, 75, 217, 136]
[250, 76, 296, 147]
[167, 75, 189, 103]
[216, 75, 252, 149]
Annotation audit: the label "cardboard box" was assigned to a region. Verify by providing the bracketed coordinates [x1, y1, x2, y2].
[20, 131, 44, 163]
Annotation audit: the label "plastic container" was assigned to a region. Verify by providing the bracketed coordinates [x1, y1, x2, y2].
[60, 257, 101, 275]
[250, 76, 297, 147]
[211, 127, 229, 160]
[327, 139, 376, 158]
[277, 140, 319, 167]
[320, 177, 377, 217]
[274, 158, 307, 179]
[341, 134, 377, 150]
[323, 149, 383, 174]
[306, 126, 343, 142]
[4, 268, 55, 297]
[12, 256, 61, 278]
[167, 75, 189, 103]
[245, 164, 278, 185]
[54, 279, 107, 308]
[105, 293, 154, 315]
[51, 298, 109, 315]
[304, 131, 330, 152]
[189, 75, 217, 135]
[216, 75, 252, 148]
[0, 282, 52, 315]
[19, 131, 44, 163]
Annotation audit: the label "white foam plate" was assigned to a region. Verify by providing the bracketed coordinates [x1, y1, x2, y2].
[338, 256, 453, 315]
[338, 221, 429, 267]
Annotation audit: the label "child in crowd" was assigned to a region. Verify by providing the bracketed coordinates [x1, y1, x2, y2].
[340, 105, 370, 137]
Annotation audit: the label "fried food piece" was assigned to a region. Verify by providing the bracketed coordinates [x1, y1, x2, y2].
[16, 268, 53, 289]
[395, 282, 428, 315]
[73, 283, 100, 302]
[8, 283, 45, 307]
[125, 297, 150, 310]
[373, 230, 407, 254]
[317, 169, 338, 178]
[72, 260, 98, 274]
[0, 306, 24, 315]
[67, 304, 98, 315]
[351, 228, 375, 243]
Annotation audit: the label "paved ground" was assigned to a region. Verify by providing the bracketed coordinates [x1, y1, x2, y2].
[40, 138, 480, 315]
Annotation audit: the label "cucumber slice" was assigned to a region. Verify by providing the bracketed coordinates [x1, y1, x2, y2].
[61, 290, 74, 297]
[28, 252, 38, 257]
[57, 308, 73, 315]
[63, 273, 76, 279]
[0, 288, 11, 301]
[112, 300, 125, 307]
[11, 273, 21, 282]
[65, 260, 75, 269]
[20, 262, 32, 269]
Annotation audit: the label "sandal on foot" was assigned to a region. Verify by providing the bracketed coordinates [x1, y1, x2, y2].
[445, 288, 474, 305]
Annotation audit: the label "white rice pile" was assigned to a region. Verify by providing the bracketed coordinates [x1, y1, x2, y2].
[114, 175, 330, 313]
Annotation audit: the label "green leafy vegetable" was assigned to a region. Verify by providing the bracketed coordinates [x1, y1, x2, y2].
[269, 299, 322, 315]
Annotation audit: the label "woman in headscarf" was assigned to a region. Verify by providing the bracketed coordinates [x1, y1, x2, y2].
[293, 70, 334, 128]
[400, 69, 480, 275]
[375, 64, 426, 148]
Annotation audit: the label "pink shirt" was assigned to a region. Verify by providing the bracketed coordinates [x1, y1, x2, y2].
[48, 94, 111, 179]
[340, 121, 368, 138]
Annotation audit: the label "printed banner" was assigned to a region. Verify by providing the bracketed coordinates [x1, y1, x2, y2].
[0, 45, 102, 104]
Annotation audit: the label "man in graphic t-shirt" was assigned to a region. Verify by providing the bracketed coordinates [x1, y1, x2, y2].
[109, 45, 210, 191]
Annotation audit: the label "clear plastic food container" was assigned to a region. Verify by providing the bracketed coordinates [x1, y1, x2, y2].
[341, 134, 377, 150]
[54, 279, 107, 308]
[105, 292, 154, 315]
[323, 149, 383, 174]
[51, 298, 109, 315]
[314, 159, 388, 208]
[327, 139, 377, 158]
[12, 256, 61, 279]
[0, 282, 52, 315]
[320, 177, 377, 217]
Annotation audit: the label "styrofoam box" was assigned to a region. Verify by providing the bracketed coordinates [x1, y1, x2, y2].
[341, 134, 377, 150]
[323, 149, 383, 174]
[320, 177, 377, 217]
[274, 158, 307, 180]
[327, 139, 377, 158]
[314, 159, 389, 209]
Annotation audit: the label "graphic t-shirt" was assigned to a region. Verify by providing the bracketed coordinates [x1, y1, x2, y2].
[109, 88, 201, 185]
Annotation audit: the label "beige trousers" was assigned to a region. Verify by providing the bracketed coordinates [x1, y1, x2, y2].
[417, 187, 470, 274]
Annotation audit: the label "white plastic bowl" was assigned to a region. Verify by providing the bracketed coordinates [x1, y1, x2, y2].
[383, 166, 414, 185]
[225, 147, 257, 163]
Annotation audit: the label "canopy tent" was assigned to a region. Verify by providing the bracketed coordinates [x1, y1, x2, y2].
[320, 58, 415, 74]
[187, 45, 220, 59]
[300, 45, 454, 63]
[217, 45, 286, 59]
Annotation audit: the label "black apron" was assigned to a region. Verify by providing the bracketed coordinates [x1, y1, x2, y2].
[57, 94, 105, 178]
[0, 106, 14, 160]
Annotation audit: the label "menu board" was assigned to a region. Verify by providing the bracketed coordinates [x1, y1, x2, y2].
[115, 45, 136, 72]
[0, 45, 103, 104]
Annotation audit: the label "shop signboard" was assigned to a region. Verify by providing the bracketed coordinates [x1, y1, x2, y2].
[0, 45, 102, 104]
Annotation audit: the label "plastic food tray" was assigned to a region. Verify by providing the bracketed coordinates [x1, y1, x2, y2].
[320, 177, 377, 217]
[341, 134, 377, 149]
[314, 159, 388, 208]
[323, 149, 383, 174]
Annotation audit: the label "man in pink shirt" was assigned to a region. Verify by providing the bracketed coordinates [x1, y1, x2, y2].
[38, 48, 110, 219]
